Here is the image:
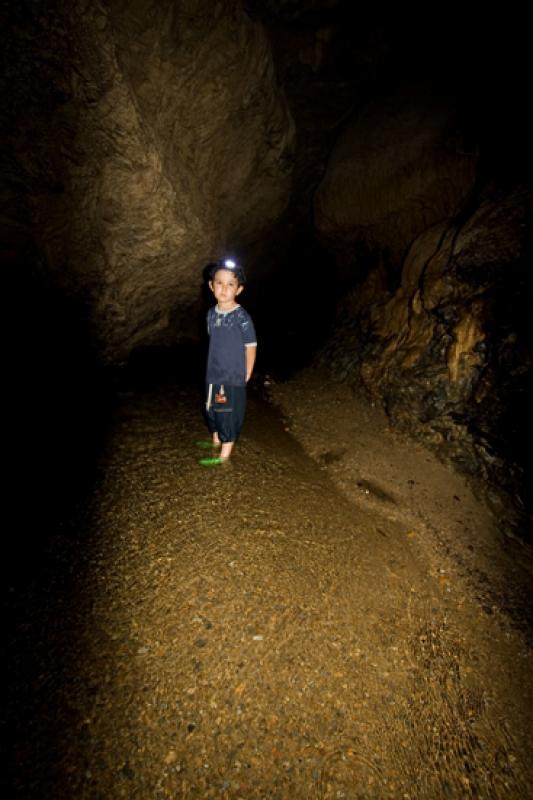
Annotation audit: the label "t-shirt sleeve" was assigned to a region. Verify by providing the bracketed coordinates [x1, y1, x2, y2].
[206, 310, 211, 336]
[239, 309, 257, 347]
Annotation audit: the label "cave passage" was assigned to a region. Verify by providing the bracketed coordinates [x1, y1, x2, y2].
[3, 0, 533, 796]
[5, 371, 532, 798]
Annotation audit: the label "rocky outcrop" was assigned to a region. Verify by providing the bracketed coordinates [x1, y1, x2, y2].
[3, 0, 294, 360]
[315, 86, 478, 266]
[319, 182, 533, 536]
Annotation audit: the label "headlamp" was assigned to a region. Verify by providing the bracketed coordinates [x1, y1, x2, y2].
[209, 257, 245, 283]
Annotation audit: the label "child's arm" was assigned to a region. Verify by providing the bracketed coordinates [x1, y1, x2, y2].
[245, 345, 257, 383]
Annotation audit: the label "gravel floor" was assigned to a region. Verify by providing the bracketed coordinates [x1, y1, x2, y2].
[5, 376, 532, 798]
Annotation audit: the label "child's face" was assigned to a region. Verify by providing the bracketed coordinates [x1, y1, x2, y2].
[209, 269, 243, 309]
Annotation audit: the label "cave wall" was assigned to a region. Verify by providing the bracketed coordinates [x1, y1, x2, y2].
[314, 85, 478, 267]
[3, 0, 294, 360]
[3, 0, 532, 535]
[315, 84, 533, 535]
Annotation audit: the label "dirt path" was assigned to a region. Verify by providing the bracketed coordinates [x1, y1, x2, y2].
[6, 376, 532, 798]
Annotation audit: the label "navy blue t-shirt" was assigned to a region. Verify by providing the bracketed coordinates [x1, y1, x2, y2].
[206, 305, 257, 386]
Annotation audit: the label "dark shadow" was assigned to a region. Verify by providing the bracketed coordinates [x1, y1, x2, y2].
[116, 340, 204, 392]
[248, 229, 339, 380]
[6, 248, 113, 585]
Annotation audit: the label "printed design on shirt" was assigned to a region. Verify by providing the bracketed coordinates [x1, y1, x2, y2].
[210, 306, 248, 330]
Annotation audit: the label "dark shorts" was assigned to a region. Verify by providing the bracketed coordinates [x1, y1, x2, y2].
[204, 383, 247, 443]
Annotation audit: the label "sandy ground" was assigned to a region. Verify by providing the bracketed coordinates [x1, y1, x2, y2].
[268, 368, 533, 637]
[5, 370, 533, 798]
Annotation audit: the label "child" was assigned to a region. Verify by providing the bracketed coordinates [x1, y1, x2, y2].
[200, 259, 257, 464]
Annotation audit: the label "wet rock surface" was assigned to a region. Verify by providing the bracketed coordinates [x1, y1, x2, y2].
[5, 377, 532, 797]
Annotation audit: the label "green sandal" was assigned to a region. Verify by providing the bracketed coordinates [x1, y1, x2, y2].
[196, 439, 221, 450]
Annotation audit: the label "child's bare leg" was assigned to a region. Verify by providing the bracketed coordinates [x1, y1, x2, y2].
[220, 442, 234, 460]
[212, 432, 221, 447]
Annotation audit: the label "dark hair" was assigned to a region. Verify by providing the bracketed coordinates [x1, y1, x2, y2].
[209, 258, 246, 285]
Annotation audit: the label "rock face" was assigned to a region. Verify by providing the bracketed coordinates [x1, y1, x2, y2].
[315, 86, 478, 266]
[318, 176, 533, 536]
[3, 0, 294, 360]
[308, 13, 533, 539]
[4, 1, 532, 537]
